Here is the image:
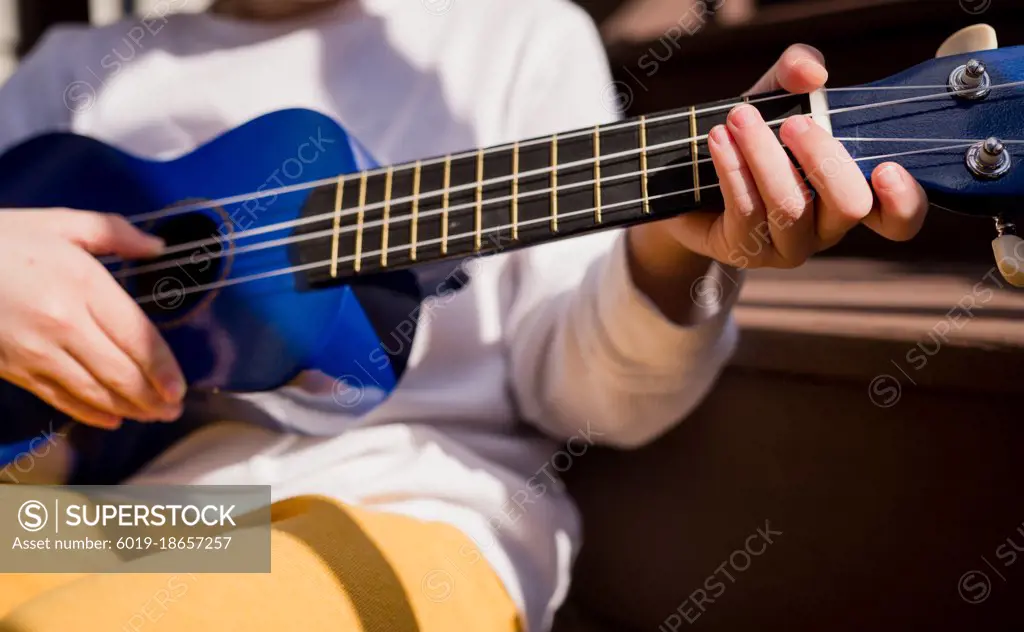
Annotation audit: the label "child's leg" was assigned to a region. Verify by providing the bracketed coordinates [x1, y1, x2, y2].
[0, 496, 521, 632]
[0, 489, 121, 617]
[0, 574, 86, 618]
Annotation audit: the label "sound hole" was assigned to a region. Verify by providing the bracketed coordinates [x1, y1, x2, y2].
[130, 212, 228, 325]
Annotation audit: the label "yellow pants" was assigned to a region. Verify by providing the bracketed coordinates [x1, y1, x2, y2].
[0, 496, 520, 632]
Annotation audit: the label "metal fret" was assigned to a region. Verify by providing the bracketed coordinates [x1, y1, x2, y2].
[511, 141, 519, 240]
[639, 115, 650, 215]
[593, 125, 602, 224]
[550, 133, 559, 233]
[354, 171, 367, 273]
[329, 175, 344, 277]
[689, 105, 701, 205]
[410, 160, 421, 261]
[380, 166, 393, 267]
[474, 148, 484, 251]
[441, 155, 451, 255]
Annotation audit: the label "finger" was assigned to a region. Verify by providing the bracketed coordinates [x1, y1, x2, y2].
[28, 372, 124, 431]
[862, 162, 929, 242]
[35, 349, 159, 421]
[86, 271, 186, 406]
[726, 104, 816, 265]
[0, 369, 119, 430]
[779, 115, 874, 244]
[51, 211, 165, 259]
[666, 127, 734, 259]
[702, 124, 770, 267]
[65, 320, 183, 422]
[746, 44, 828, 95]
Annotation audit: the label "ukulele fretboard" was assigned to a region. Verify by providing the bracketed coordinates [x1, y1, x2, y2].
[294, 91, 812, 287]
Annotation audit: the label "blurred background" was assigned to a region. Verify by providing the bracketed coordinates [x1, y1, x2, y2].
[5, 0, 1024, 88]
[0, 1, 207, 79]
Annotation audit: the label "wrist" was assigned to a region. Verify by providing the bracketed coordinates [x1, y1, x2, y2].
[626, 223, 718, 325]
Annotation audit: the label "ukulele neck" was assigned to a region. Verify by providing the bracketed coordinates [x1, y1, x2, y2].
[296, 90, 819, 287]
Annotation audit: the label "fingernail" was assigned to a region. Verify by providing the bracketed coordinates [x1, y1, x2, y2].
[160, 374, 187, 403]
[729, 104, 762, 129]
[784, 115, 811, 137]
[100, 417, 123, 430]
[811, 65, 829, 85]
[145, 234, 166, 253]
[794, 57, 829, 85]
[709, 125, 729, 146]
[875, 164, 906, 193]
[159, 404, 183, 422]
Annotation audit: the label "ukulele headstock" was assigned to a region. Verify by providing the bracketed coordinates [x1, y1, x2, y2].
[826, 27, 1024, 286]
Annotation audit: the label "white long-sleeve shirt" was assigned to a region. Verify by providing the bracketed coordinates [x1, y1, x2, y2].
[0, 1, 740, 629]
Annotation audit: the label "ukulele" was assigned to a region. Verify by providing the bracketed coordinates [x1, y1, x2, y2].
[0, 25, 1021, 456]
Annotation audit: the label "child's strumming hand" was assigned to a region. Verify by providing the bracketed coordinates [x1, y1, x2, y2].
[0, 210, 186, 429]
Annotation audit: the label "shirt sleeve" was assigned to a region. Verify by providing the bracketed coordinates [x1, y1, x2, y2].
[502, 2, 742, 448]
[0, 27, 79, 153]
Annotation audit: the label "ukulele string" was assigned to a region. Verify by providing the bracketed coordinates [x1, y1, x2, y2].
[124, 90, 813, 226]
[129, 141, 1001, 303]
[111, 108, 1024, 270]
[115, 157, 701, 278]
[119, 78, 1024, 231]
[114, 132, 1022, 279]
[128, 184, 730, 304]
[825, 85, 951, 91]
[113, 132, 724, 265]
[835, 137, 1024, 143]
[117, 140, 993, 280]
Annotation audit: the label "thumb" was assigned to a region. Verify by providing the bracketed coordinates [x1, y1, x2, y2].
[669, 211, 728, 261]
[53, 211, 165, 258]
[746, 44, 828, 96]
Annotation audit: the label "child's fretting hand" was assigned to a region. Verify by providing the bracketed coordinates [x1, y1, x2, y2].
[627, 44, 929, 323]
[0, 210, 186, 429]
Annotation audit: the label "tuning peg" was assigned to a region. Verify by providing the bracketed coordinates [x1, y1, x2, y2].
[991, 217, 1024, 288]
[936, 24, 998, 58]
[967, 137, 1010, 178]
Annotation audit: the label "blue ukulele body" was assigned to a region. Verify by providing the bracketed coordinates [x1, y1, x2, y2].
[0, 109, 416, 440]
